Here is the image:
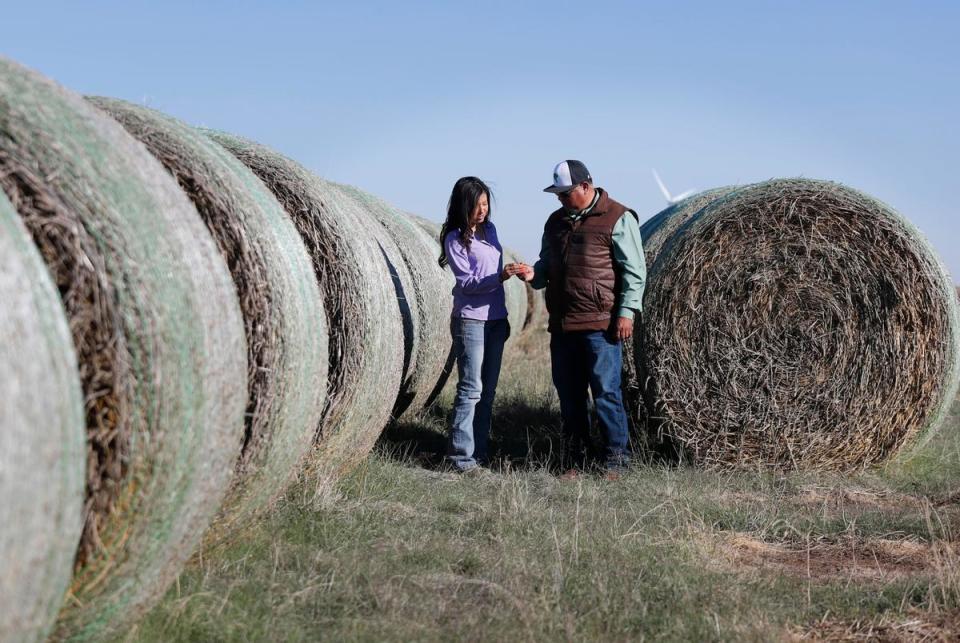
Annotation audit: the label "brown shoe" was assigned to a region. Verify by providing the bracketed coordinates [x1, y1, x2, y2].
[559, 468, 581, 481]
[602, 470, 622, 482]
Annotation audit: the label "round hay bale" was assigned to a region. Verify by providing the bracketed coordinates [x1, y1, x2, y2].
[335, 184, 419, 417]
[205, 130, 404, 478]
[337, 185, 452, 419]
[639, 187, 742, 269]
[88, 97, 327, 539]
[640, 178, 960, 470]
[401, 212, 457, 411]
[0, 192, 85, 643]
[406, 211, 443, 241]
[0, 58, 247, 639]
[623, 188, 739, 441]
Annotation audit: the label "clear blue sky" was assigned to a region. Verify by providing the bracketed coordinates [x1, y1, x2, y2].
[6, 1, 959, 277]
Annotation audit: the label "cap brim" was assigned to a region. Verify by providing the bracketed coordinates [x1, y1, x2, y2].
[543, 184, 571, 194]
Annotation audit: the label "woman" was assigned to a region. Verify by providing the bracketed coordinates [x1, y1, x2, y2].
[440, 176, 520, 473]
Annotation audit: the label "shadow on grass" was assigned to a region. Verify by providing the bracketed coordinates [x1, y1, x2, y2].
[376, 397, 564, 472]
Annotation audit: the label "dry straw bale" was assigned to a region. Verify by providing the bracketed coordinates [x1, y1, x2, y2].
[404, 212, 457, 409]
[337, 185, 452, 419]
[639, 178, 960, 470]
[89, 98, 327, 539]
[0, 58, 247, 640]
[639, 187, 741, 269]
[335, 184, 419, 417]
[206, 131, 404, 478]
[0, 193, 85, 643]
[623, 188, 738, 438]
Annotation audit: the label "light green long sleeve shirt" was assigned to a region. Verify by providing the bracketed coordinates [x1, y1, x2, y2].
[529, 190, 646, 320]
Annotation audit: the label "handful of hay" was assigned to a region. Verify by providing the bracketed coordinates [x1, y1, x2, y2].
[0, 58, 247, 639]
[0, 193, 85, 643]
[90, 98, 328, 539]
[638, 179, 960, 470]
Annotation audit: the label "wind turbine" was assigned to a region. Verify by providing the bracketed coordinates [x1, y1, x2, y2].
[652, 169, 695, 204]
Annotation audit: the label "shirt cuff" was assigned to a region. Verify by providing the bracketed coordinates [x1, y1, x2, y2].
[616, 307, 635, 320]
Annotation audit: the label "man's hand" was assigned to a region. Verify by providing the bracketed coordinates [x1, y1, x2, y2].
[614, 316, 633, 341]
[516, 263, 535, 282]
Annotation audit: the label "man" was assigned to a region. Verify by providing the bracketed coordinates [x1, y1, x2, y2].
[519, 160, 646, 477]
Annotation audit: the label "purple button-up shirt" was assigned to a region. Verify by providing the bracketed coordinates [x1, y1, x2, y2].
[445, 222, 508, 321]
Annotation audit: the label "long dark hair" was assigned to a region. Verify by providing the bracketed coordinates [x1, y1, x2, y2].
[438, 176, 493, 267]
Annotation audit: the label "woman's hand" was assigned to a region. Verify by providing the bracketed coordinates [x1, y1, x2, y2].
[500, 263, 521, 282]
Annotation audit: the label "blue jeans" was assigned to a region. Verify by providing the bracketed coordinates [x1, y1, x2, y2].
[447, 318, 509, 471]
[550, 330, 630, 470]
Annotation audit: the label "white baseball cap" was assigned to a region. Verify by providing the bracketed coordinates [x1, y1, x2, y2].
[544, 160, 592, 193]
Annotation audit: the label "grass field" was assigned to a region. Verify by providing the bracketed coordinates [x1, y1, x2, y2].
[134, 326, 960, 642]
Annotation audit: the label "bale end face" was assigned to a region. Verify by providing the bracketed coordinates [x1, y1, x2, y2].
[640, 179, 960, 471]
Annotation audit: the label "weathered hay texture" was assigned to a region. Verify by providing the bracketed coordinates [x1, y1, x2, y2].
[0, 193, 85, 643]
[206, 131, 404, 477]
[639, 187, 741, 269]
[407, 211, 443, 242]
[337, 185, 453, 419]
[0, 58, 247, 640]
[89, 98, 328, 538]
[335, 184, 419, 417]
[623, 188, 738, 438]
[640, 178, 960, 470]
[403, 212, 457, 410]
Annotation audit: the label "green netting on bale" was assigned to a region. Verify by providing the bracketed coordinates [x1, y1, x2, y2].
[89, 98, 327, 541]
[205, 130, 404, 482]
[337, 185, 454, 419]
[640, 178, 960, 470]
[0, 58, 247, 640]
[0, 192, 85, 643]
[336, 184, 420, 418]
[403, 212, 457, 410]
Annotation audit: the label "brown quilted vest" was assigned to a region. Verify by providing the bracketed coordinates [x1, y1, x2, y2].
[544, 188, 633, 332]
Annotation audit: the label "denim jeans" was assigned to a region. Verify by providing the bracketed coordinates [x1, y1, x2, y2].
[550, 330, 630, 470]
[447, 317, 509, 471]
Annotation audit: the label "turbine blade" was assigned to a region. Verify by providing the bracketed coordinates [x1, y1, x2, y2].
[652, 169, 672, 202]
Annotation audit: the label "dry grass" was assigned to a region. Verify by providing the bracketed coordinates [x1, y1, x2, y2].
[133, 319, 960, 641]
